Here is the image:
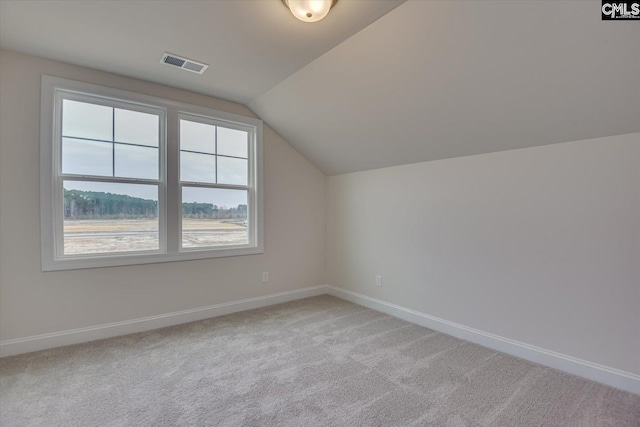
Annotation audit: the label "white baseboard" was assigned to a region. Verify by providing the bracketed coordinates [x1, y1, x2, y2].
[3, 284, 638, 396]
[0, 286, 327, 358]
[326, 286, 640, 395]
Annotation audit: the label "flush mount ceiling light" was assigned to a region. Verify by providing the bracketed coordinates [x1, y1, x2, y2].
[282, 0, 338, 23]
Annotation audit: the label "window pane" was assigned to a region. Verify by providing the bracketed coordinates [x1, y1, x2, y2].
[62, 138, 113, 177]
[217, 127, 248, 158]
[180, 151, 215, 183]
[114, 144, 158, 179]
[63, 181, 159, 255]
[180, 119, 215, 154]
[182, 187, 248, 248]
[217, 156, 248, 186]
[62, 99, 112, 141]
[115, 109, 159, 147]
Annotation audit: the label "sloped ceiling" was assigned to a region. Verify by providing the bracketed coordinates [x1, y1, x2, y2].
[1, 0, 638, 175]
[0, 0, 404, 104]
[250, 0, 640, 174]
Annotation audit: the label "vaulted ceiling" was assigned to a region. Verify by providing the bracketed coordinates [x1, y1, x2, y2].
[1, 0, 638, 175]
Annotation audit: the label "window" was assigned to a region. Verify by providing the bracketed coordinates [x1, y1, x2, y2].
[179, 116, 251, 249]
[41, 76, 263, 271]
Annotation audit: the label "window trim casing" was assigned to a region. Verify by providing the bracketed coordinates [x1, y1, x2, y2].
[40, 76, 264, 271]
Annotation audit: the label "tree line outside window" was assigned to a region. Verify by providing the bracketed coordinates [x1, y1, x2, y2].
[64, 189, 247, 220]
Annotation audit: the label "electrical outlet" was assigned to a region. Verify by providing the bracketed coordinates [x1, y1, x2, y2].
[376, 275, 382, 287]
[262, 272, 269, 283]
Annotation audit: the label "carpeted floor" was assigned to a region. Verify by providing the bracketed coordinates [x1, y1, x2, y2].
[1, 295, 638, 426]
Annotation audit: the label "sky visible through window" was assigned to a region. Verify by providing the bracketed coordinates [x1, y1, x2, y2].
[62, 100, 248, 209]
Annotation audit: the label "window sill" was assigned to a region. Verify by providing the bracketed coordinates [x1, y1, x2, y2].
[42, 246, 264, 271]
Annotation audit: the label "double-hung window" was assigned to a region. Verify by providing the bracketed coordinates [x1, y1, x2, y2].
[41, 76, 263, 271]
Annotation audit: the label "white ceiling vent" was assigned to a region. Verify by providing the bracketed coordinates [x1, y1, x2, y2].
[160, 52, 208, 75]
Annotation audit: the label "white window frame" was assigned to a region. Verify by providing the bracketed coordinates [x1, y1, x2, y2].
[40, 76, 263, 271]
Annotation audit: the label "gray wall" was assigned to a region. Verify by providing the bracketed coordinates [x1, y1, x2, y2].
[0, 50, 326, 340]
[326, 134, 640, 375]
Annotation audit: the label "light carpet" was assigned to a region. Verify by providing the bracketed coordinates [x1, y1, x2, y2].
[1, 295, 638, 426]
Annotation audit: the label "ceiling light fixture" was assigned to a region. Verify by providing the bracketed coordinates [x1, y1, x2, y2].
[282, 0, 338, 23]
